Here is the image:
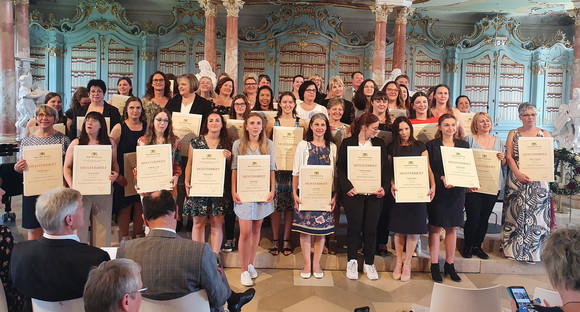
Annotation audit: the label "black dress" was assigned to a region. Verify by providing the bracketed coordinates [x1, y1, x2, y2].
[426, 137, 469, 228]
[388, 141, 428, 234]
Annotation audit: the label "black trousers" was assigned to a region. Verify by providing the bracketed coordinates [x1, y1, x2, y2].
[342, 194, 383, 265]
[463, 192, 498, 249]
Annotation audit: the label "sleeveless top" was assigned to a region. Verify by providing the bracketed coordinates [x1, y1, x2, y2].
[117, 122, 146, 173]
[274, 117, 301, 127]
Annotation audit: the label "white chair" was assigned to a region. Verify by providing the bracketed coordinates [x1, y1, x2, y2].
[139, 290, 211, 312]
[100, 247, 118, 259]
[533, 287, 562, 307]
[429, 283, 502, 312]
[31, 298, 84, 312]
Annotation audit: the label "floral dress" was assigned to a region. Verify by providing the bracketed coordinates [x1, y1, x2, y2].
[211, 101, 231, 115]
[291, 142, 334, 235]
[0, 226, 24, 312]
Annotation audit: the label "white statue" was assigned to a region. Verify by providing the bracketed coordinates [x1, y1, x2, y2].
[381, 68, 402, 90]
[553, 88, 580, 152]
[195, 60, 217, 87]
[16, 74, 48, 139]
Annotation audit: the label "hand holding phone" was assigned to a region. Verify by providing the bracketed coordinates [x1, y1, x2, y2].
[507, 286, 532, 309]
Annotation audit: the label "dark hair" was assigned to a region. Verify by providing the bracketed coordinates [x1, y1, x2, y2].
[71, 87, 89, 111]
[371, 91, 388, 103]
[166, 73, 179, 97]
[199, 113, 232, 151]
[293, 75, 304, 83]
[215, 77, 235, 97]
[229, 94, 251, 120]
[395, 74, 409, 83]
[351, 112, 379, 137]
[87, 79, 107, 94]
[381, 81, 405, 109]
[305, 113, 334, 145]
[116, 77, 134, 96]
[431, 84, 451, 110]
[426, 86, 436, 99]
[435, 113, 457, 139]
[253, 86, 274, 111]
[353, 79, 377, 111]
[218, 72, 230, 81]
[369, 91, 392, 128]
[122, 97, 147, 123]
[44, 92, 61, 106]
[258, 74, 271, 84]
[142, 190, 176, 221]
[44, 92, 65, 122]
[298, 80, 317, 101]
[79, 112, 111, 145]
[351, 71, 363, 79]
[400, 84, 411, 110]
[276, 92, 297, 118]
[455, 95, 471, 107]
[408, 91, 433, 119]
[144, 107, 176, 146]
[391, 116, 417, 156]
[145, 71, 172, 99]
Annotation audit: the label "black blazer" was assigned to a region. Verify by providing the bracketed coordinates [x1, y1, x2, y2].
[336, 135, 389, 194]
[11, 238, 110, 301]
[68, 102, 121, 141]
[165, 94, 213, 126]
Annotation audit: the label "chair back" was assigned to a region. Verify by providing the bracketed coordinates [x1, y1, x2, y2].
[429, 283, 502, 312]
[31, 298, 84, 312]
[533, 287, 562, 307]
[140, 290, 210, 312]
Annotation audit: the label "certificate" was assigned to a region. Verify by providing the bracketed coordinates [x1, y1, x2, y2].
[123, 152, 137, 197]
[256, 111, 277, 124]
[460, 112, 475, 137]
[440, 146, 479, 188]
[389, 109, 407, 123]
[72, 145, 112, 195]
[413, 123, 437, 143]
[226, 119, 244, 142]
[109, 94, 130, 114]
[22, 144, 63, 196]
[236, 155, 270, 202]
[136, 144, 173, 193]
[518, 137, 554, 182]
[172, 112, 202, 156]
[273, 126, 303, 171]
[77, 117, 111, 137]
[189, 149, 226, 197]
[29, 123, 66, 135]
[472, 149, 501, 195]
[347, 146, 381, 194]
[376, 130, 393, 145]
[299, 165, 333, 211]
[393, 156, 430, 203]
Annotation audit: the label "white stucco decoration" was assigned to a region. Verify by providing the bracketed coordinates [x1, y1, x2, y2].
[380, 68, 402, 90]
[16, 73, 48, 139]
[553, 87, 580, 152]
[195, 60, 217, 88]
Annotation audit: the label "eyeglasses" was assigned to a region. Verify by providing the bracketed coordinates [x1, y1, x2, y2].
[130, 287, 147, 295]
[386, 88, 399, 92]
[234, 102, 247, 106]
[36, 113, 55, 118]
[155, 118, 169, 123]
[521, 113, 536, 118]
[305, 89, 317, 93]
[364, 86, 375, 89]
[152, 79, 164, 82]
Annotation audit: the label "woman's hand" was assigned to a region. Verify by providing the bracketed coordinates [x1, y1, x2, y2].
[185, 182, 191, 197]
[116, 175, 128, 187]
[428, 185, 436, 201]
[170, 175, 179, 188]
[293, 193, 301, 210]
[374, 187, 385, 198]
[391, 184, 398, 198]
[515, 171, 532, 184]
[109, 171, 119, 183]
[223, 149, 232, 161]
[442, 176, 454, 189]
[232, 191, 242, 204]
[346, 188, 357, 197]
[467, 187, 479, 193]
[329, 194, 337, 212]
[496, 152, 505, 161]
[14, 158, 27, 173]
[265, 190, 275, 203]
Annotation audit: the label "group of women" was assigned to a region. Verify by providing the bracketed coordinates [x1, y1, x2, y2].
[14, 70, 552, 286]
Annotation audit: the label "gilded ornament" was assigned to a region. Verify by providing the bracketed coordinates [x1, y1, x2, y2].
[395, 7, 415, 25]
[47, 47, 63, 58]
[141, 51, 156, 61]
[370, 4, 393, 23]
[222, 0, 244, 17]
[198, 0, 218, 17]
[532, 65, 546, 75]
[13, 0, 30, 5]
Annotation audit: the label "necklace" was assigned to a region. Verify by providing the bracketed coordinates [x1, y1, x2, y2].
[563, 301, 580, 306]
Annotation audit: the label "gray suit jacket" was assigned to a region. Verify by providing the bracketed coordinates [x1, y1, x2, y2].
[343, 87, 356, 102]
[117, 229, 231, 309]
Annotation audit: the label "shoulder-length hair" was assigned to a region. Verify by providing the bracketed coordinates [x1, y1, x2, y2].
[229, 94, 251, 120]
[145, 71, 172, 99]
[215, 77, 235, 97]
[276, 92, 297, 118]
[381, 81, 405, 109]
[298, 80, 317, 102]
[434, 113, 457, 139]
[253, 86, 274, 111]
[44, 92, 65, 122]
[400, 84, 411, 110]
[391, 116, 417, 156]
[144, 107, 176, 146]
[116, 77, 134, 96]
[178, 74, 199, 94]
[79, 112, 111, 145]
[353, 79, 377, 111]
[351, 112, 379, 137]
[305, 113, 334, 146]
[239, 112, 269, 155]
[195, 76, 216, 98]
[122, 96, 147, 123]
[471, 112, 493, 135]
[430, 84, 452, 110]
[71, 87, 89, 111]
[408, 92, 433, 119]
[199, 113, 232, 151]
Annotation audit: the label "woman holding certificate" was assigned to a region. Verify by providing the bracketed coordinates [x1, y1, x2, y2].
[462, 112, 506, 259]
[337, 112, 388, 281]
[425, 113, 468, 283]
[231, 112, 276, 286]
[502, 103, 551, 262]
[292, 113, 337, 278]
[388, 117, 435, 281]
[184, 113, 232, 255]
[14, 105, 70, 240]
[63, 112, 119, 247]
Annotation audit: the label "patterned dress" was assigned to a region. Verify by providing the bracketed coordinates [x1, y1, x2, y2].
[0, 226, 24, 312]
[211, 101, 231, 115]
[292, 142, 334, 235]
[501, 129, 550, 262]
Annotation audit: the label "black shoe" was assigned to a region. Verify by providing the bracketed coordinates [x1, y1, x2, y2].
[472, 247, 489, 260]
[354, 307, 370, 312]
[176, 219, 183, 232]
[444, 262, 461, 282]
[461, 248, 473, 258]
[430, 263, 442, 283]
[186, 219, 193, 232]
[228, 288, 255, 312]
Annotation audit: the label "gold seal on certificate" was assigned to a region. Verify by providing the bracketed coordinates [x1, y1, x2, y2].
[440, 146, 479, 188]
[299, 165, 333, 211]
[226, 119, 244, 142]
[472, 149, 501, 195]
[123, 152, 137, 197]
[29, 123, 66, 135]
[236, 155, 270, 202]
[77, 117, 111, 137]
[273, 126, 303, 171]
[190, 149, 226, 197]
[460, 112, 475, 136]
[347, 146, 381, 194]
[393, 156, 430, 203]
[413, 123, 437, 143]
[22, 144, 63, 196]
[518, 137, 554, 182]
[136, 144, 173, 193]
[72, 145, 112, 195]
[171, 112, 202, 156]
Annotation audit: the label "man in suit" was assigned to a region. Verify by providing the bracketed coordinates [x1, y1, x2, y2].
[11, 187, 110, 301]
[343, 71, 364, 102]
[118, 190, 254, 312]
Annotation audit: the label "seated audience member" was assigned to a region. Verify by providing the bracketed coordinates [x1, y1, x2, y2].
[84, 259, 143, 312]
[118, 190, 255, 312]
[258, 74, 271, 87]
[11, 187, 110, 301]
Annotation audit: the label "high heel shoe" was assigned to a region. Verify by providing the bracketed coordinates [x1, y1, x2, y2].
[444, 262, 461, 282]
[400, 264, 411, 282]
[392, 262, 402, 280]
[430, 263, 442, 283]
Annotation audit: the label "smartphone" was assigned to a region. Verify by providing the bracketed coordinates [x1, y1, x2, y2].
[508, 286, 532, 309]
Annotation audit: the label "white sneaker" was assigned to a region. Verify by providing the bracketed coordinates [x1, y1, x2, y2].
[363, 263, 379, 280]
[247, 264, 258, 279]
[346, 259, 359, 280]
[241, 271, 253, 286]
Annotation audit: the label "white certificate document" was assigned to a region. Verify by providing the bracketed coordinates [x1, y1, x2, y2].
[518, 137, 554, 182]
[22, 144, 63, 196]
[460, 112, 475, 137]
[29, 123, 66, 135]
[189, 149, 226, 197]
[123, 152, 137, 197]
[236, 155, 270, 202]
[136, 144, 173, 193]
[77, 117, 111, 137]
[226, 119, 244, 142]
[299, 165, 333, 211]
[171, 112, 202, 156]
[347, 146, 381, 194]
[376, 130, 393, 145]
[72, 145, 112, 195]
[109, 94, 130, 115]
[273, 126, 303, 171]
[393, 156, 430, 203]
[440, 146, 479, 188]
[389, 109, 407, 123]
[413, 123, 438, 143]
[472, 149, 501, 195]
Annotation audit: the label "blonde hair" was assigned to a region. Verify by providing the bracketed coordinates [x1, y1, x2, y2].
[328, 76, 344, 90]
[471, 112, 493, 135]
[239, 112, 269, 155]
